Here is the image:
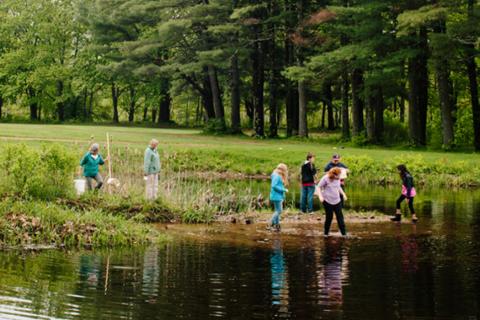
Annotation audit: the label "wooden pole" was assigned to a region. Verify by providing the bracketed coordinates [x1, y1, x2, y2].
[106, 133, 112, 193]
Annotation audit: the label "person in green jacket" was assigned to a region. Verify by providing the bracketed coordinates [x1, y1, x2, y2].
[80, 143, 107, 191]
[144, 139, 161, 200]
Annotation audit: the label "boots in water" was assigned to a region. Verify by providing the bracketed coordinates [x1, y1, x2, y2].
[390, 214, 401, 222]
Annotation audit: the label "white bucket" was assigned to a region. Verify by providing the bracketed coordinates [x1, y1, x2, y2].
[74, 179, 86, 196]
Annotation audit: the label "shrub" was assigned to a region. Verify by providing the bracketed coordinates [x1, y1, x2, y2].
[0, 144, 77, 200]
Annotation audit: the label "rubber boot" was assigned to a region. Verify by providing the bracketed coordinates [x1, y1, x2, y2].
[391, 210, 402, 222]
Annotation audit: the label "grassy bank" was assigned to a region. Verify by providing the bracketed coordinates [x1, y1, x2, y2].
[0, 197, 169, 249]
[0, 123, 478, 188]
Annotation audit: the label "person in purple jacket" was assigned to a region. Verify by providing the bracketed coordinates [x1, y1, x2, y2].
[317, 167, 348, 237]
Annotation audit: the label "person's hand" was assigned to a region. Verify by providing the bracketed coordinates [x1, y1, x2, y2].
[343, 195, 348, 201]
[285, 189, 289, 193]
[105, 156, 110, 162]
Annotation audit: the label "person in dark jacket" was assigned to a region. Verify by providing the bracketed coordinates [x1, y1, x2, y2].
[300, 153, 317, 213]
[391, 164, 418, 223]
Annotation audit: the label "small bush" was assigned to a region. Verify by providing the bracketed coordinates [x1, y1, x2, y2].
[0, 144, 76, 200]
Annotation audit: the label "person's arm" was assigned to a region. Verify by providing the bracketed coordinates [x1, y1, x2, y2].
[339, 186, 347, 201]
[144, 149, 151, 175]
[272, 175, 286, 193]
[80, 154, 87, 166]
[405, 176, 413, 198]
[316, 176, 326, 202]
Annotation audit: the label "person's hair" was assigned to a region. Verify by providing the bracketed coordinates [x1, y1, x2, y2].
[306, 152, 315, 161]
[90, 143, 99, 153]
[274, 163, 289, 187]
[328, 167, 342, 180]
[149, 139, 159, 147]
[397, 164, 410, 178]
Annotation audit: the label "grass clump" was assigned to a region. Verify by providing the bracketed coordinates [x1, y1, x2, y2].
[0, 198, 161, 248]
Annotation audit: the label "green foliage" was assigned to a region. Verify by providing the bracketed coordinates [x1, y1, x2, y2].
[382, 114, 409, 146]
[0, 144, 76, 200]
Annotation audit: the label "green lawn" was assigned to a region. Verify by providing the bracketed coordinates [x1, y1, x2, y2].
[0, 123, 477, 159]
[0, 123, 479, 187]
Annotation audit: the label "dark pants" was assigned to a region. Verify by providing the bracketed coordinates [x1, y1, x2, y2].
[86, 173, 103, 190]
[323, 202, 347, 236]
[300, 186, 315, 213]
[396, 195, 415, 214]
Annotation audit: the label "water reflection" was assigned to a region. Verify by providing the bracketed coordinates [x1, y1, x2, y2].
[319, 238, 349, 309]
[270, 238, 289, 313]
[398, 226, 419, 274]
[142, 246, 160, 299]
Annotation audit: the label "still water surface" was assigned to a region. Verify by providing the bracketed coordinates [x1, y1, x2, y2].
[0, 186, 479, 319]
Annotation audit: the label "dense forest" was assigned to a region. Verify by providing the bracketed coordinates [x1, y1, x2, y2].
[0, 0, 479, 149]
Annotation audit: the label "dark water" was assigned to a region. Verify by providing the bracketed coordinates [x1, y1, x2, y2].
[1, 187, 480, 319]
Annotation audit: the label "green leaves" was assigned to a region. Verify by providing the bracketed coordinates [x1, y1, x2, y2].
[397, 5, 448, 35]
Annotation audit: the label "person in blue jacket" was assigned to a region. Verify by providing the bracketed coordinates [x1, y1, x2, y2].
[269, 163, 289, 231]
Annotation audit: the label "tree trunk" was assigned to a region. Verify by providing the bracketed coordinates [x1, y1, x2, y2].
[88, 91, 94, 121]
[112, 83, 119, 123]
[208, 65, 226, 130]
[408, 28, 429, 146]
[341, 73, 350, 139]
[245, 97, 254, 128]
[400, 95, 405, 123]
[201, 72, 216, 120]
[230, 54, 241, 133]
[28, 88, 38, 121]
[56, 80, 65, 121]
[159, 91, 171, 123]
[351, 69, 364, 137]
[467, 0, 480, 151]
[268, 2, 279, 138]
[366, 88, 375, 142]
[128, 87, 136, 123]
[151, 107, 157, 123]
[284, 0, 298, 136]
[298, 80, 308, 137]
[82, 88, 88, 120]
[0, 96, 3, 120]
[373, 86, 384, 143]
[324, 83, 335, 130]
[252, 29, 265, 137]
[143, 104, 148, 122]
[321, 102, 326, 129]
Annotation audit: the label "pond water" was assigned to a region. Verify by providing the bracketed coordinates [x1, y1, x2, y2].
[0, 186, 480, 319]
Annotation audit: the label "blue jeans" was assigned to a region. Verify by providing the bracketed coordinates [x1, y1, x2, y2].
[300, 186, 315, 213]
[271, 200, 283, 226]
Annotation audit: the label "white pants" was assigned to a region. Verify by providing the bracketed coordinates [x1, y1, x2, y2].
[145, 174, 159, 200]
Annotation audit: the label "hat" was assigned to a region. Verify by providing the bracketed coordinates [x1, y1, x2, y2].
[332, 154, 340, 160]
